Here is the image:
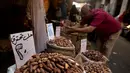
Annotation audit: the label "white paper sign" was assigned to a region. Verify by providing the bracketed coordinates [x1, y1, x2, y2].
[80, 39, 87, 52]
[10, 31, 36, 68]
[56, 26, 61, 37]
[46, 23, 55, 40]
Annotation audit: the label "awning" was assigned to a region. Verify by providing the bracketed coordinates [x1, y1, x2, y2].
[73, 0, 87, 3]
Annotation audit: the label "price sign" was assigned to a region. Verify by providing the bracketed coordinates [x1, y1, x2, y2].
[10, 31, 36, 68]
[46, 23, 54, 40]
[80, 39, 87, 52]
[56, 26, 61, 37]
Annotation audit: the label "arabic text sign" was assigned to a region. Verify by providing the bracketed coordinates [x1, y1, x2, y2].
[46, 23, 54, 40]
[56, 26, 60, 37]
[80, 39, 87, 52]
[10, 31, 36, 68]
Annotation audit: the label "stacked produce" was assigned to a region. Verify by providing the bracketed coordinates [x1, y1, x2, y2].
[80, 50, 111, 73]
[83, 62, 111, 73]
[48, 37, 73, 47]
[82, 50, 106, 62]
[16, 53, 83, 73]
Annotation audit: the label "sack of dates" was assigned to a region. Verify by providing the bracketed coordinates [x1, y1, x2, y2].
[47, 37, 75, 57]
[82, 50, 108, 64]
[75, 50, 108, 65]
[15, 53, 84, 73]
[61, 20, 80, 35]
[83, 62, 112, 73]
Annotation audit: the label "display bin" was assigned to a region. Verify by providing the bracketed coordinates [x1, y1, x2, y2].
[47, 42, 75, 57]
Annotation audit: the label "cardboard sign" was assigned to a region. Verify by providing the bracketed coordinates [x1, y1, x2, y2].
[80, 39, 87, 52]
[10, 31, 36, 68]
[46, 23, 54, 40]
[56, 26, 61, 37]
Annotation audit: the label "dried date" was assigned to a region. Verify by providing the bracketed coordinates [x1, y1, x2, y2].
[17, 53, 83, 73]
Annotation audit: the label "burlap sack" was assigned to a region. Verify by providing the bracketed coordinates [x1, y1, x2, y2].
[46, 37, 75, 57]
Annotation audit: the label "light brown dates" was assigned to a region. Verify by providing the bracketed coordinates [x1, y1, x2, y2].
[83, 62, 111, 73]
[83, 50, 104, 62]
[49, 37, 73, 47]
[16, 53, 83, 73]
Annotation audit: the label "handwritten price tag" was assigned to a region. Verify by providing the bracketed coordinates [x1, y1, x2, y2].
[80, 39, 87, 52]
[56, 26, 60, 37]
[10, 31, 36, 68]
[46, 23, 55, 40]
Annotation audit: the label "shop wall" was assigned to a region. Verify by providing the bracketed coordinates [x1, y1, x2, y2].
[0, 0, 28, 38]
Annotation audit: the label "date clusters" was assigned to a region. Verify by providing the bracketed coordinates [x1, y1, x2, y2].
[17, 53, 83, 73]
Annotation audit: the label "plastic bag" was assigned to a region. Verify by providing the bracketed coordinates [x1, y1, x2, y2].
[7, 64, 16, 73]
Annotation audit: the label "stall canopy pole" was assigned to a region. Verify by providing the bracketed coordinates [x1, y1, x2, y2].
[120, 0, 128, 15]
[32, 0, 48, 53]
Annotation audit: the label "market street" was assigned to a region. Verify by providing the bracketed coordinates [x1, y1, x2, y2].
[109, 37, 130, 73]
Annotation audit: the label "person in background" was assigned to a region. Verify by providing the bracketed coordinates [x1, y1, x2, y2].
[49, 0, 72, 20]
[122, 10, 130, 26]
[59, 0, 67, 19]
[66, 5, 121, 58]
[60, 0, 73, 19]
[118, 10, 130, 26]
[118, 10, 130, 38]
[121, 10, 130, 41]
[69, 5, 79, 22]
[100, 4, 104, 9]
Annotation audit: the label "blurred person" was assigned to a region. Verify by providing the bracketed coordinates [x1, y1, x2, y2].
[118, 10, 130, 37]
[118, 10, 130, 26]
[122, 10, 130, 41]
[122, 10, 130, 26]
[69, 5, 79, 22]
[59, 0, 67, 19]
[49, 0, 72, 20]
[100, 4, 104, 9]
[60, 0, 73, 19]
[66, 5, 121, 58]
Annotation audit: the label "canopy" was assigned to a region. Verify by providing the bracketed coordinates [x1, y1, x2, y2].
[73, 0, 87, 3]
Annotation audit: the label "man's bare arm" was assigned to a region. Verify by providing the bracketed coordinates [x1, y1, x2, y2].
[70, 26, 96, 33]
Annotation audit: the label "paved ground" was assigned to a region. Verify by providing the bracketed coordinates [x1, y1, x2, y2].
[109, 37, 130, 73]
[0, 37, 130, 73]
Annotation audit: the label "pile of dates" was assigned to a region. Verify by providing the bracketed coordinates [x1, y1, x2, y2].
[16, 53, 83, 73]
[84, 62, 111, 73]
[82, 50, 104, 62]
[49, 37, 73, 47]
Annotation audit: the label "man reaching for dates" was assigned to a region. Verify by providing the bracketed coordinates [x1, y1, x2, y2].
[66, 4, 121, 58]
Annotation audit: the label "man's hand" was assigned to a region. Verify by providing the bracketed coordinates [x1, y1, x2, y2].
[65, 26, 76, 34]
[65, 26, 73, 29]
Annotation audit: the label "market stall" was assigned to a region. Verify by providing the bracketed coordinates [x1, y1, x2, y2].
[7, 0, 112, 73]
